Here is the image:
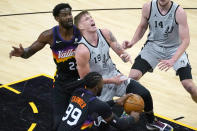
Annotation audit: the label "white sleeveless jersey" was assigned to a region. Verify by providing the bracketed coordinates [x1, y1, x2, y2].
[78, 29, 119, 79]
[147, 0, 181, 47]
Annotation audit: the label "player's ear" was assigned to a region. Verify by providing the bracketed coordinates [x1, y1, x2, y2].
[78, 23, 83, 30]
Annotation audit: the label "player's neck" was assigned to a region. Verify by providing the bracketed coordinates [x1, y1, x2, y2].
[86, 88, 97, 96]
[158, 1, 172, 15]
[59, 26, 74, 40]
[83, 31, 98, 46]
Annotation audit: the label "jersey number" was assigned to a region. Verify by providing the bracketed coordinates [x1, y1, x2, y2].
[69, 62, 76, 70]
[94, 54, 101, 63]
[62, 104, 82, 126]
[155, 21, 163, 28]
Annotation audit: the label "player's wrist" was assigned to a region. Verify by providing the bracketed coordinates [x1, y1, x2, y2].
[21, 48, 29, 59]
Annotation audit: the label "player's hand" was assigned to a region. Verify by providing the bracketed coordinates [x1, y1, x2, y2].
[158, 58, 176, 71]
[111, 74, 128, 85]
[116, 93, 133, 106]
[130, 111, 140, 122]
[122, 41, 133, 49]
[9, 44, 24, 58]
[120, 52, 132, 64]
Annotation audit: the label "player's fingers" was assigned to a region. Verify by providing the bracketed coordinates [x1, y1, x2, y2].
[127, 93, 134, 97]
[122, 41, 129, 49]
[9, 51, 13, 58]
[12, 46, 17, 50]
[165, 66, 171, 72]
[158, 61, 165, 67]
[129, 58, 132, 64]
[19, 44, 24, 50]
[160, 65, 168, 71]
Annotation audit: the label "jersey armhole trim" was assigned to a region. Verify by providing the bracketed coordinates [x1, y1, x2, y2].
[50, 26, 57, 49]
[79, 43, 91, 61]
[174, 5, 180, 25]
[147, 1, 152, 21]
[99, 29, 110, 47]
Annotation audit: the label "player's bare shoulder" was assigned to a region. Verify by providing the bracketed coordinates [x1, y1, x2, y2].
[142, 2, 151, 19]
[175, 6, 187, 24]
[100, 29, 116, 43]
[100, 28, 110, 38]
[38, 28, 54, 46]
[75, 43, 90, 57]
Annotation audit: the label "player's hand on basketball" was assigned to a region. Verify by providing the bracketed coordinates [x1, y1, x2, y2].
[122, 41, 133, 49]
[130, 111, 140, 122]
[112, 74, 128, 85]
[158, 59, 176, 71]
[9, 44, 24, 58]
[120, 52, 132, 64]
[116, 93, 133, 106]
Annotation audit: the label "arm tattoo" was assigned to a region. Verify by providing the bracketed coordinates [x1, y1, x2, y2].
[109, 31, 122, 51]
[116, 43, 122, 51]
[109, 31, 117, 42]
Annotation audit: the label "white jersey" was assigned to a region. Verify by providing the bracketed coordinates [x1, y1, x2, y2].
[78, 29, 127, 101]
[147, 0, 181, 47]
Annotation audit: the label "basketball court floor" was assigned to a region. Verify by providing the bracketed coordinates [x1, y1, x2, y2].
[0, 0, 197, 130]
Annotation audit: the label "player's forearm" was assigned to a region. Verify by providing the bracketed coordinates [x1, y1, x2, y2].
[21, 47, 36, 59]
[103, 78, 114, 84]
[131, 25, 147, 45]
[171, 40, 189, 62]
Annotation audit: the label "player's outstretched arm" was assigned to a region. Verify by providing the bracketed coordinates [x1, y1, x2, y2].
[101, 29, 131, 63]
[171, 6, 190, 62]
[9, 29, 52, 59]
[98, 99, 139, 130]
[122, 2, 150, 49]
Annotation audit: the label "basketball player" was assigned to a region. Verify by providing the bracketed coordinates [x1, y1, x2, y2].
[123, 1, 197, 104]
[122, 0, 196, 129]
[9, 3, 81, 130]
[74, 11, 160, 130]
[123, 0, 197, 103]
[58, 72, 140, 131]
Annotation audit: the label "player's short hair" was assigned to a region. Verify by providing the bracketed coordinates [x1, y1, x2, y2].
[64, 72, 102, 91]
[53, 3, 72, 17]
[84, 72, 103, 89]
[74, 10, 89, 28]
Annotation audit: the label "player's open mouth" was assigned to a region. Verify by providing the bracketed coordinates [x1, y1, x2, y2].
[91, 23, 95, 27]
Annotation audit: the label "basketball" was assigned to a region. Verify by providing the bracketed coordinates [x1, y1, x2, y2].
[124, 94, 144, 114]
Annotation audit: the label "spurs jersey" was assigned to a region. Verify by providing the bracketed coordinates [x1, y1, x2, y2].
[78, 29, 118, 79]
[51, 25, 81, 81]
[147, 0, 181, 47]
[58, 88, 96, 131]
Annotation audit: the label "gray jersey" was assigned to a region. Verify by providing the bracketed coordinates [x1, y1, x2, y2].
[147, 0, 181, 47]
[78, 29, 128, 101]
[79, 29, 118, 79]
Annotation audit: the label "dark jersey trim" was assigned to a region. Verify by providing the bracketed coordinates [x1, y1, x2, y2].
[82, 33, 99, 48]
[156, 0, 174, 16]
[174, 5, 180, 25]
[147, 1, 152, 21]
[99, 29, 110, 47]
[78, 43, 91, 61]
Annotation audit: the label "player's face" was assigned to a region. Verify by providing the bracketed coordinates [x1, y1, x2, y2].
[78, 14, 97, 32]
[158, 0, 171, 7]
[57, 8, 73, 29]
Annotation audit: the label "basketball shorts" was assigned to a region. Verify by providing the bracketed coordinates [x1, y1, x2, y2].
[139, 42, 190, 71]
[98, 72, 129, 102]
